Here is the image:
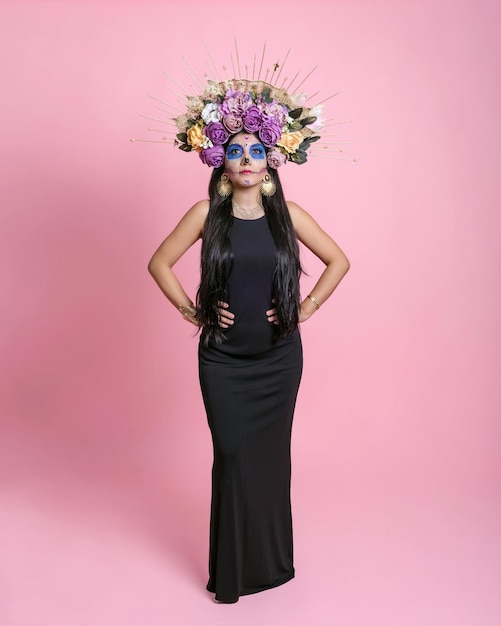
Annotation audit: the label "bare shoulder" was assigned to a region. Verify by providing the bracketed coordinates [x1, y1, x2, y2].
[286, 200, 318, 228]
[187, 198, 210, 221]
[175, 198, 210, 235]
[286, 200, 302, 215]
[285, 199, 347, 265]
[149, 199, 210, 267]
[190, 198, 210, 213]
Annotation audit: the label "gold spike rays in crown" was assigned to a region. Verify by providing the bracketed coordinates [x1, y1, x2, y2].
[131, 40, 356, 165]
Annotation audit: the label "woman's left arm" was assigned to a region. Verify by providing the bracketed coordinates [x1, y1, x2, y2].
[288, 200, 350, 322]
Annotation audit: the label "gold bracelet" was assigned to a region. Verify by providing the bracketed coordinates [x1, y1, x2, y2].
[178, 303, 198, 320]
[306, 294, 320, 310]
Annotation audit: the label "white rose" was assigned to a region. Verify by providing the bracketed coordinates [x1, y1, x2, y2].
[201, 102, 222, 124]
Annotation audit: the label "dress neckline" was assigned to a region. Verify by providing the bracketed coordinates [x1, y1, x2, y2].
[231, 215, 266, 222]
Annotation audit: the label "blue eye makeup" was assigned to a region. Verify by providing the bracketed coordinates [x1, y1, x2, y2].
[225, 142, 266, 160]
[226, 144, 244, 159]
[250, 143, 266, 159]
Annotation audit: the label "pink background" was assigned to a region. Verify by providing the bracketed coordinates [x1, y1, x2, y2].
[1, 1, 500, 624]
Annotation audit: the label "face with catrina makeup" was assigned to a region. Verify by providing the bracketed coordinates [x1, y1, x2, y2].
[224, 132, 268, 188]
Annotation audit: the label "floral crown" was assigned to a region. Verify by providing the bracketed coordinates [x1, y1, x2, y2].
[175, 79, 323, 169]
[132, 43, 355, 168]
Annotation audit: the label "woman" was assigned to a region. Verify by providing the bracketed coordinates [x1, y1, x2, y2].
[147, 82, 350, 603]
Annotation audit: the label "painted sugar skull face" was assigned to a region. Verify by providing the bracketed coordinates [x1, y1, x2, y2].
[224, 132, 267, 187]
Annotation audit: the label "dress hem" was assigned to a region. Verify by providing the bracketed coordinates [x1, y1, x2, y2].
[207, 570, 295, 604]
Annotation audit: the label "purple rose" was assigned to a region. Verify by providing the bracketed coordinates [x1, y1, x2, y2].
[222, 114, 244, 134]
[199, 145, 225, 168]
[258, 120, 282, 148]
[267, 147, 288, 169]
[242, 105, 263, 133]
[204, 121, 229, 146]
[220, 89, 252, 116]
[258, 98, 288, 127]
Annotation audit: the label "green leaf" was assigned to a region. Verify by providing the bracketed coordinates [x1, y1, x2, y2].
[300, 135, 321, 147]
[289, 108, 303, 119]
[289, 122, 303, 132]
[176, 133, 188, 143]
[291, 151, 308, 164]
[260, 87, 271, 100]
[299, 116, 317, 127]
[178, 143, 192, 152]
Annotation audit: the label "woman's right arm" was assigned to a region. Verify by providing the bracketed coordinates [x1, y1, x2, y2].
[147, 199, 209, 325]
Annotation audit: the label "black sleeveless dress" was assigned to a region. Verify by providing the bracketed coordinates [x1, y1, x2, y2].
[198, 215, 303, 603]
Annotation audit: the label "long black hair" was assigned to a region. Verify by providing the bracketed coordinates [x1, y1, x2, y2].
[196, 164, 302, 344]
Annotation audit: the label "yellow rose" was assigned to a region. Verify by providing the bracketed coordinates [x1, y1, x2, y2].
[277, 131, 303, 154]
[187, 124, 204, 151]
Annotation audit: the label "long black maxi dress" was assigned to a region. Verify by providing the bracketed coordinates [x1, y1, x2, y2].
[198, 214, 303, 603]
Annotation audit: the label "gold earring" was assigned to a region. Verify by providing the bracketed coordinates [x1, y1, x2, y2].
[260, 173, 276, 197]
[217, 172, 233, 197]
